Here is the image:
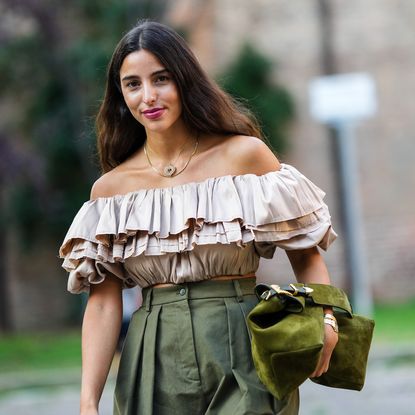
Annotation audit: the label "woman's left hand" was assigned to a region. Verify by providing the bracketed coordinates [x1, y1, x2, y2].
[310, 323, 338, 378]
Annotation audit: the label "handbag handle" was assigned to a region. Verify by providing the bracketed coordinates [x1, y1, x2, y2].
[255, 283, 353, 318]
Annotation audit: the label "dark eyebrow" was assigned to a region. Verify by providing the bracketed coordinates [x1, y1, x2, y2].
[152, 69, 170, 76]
[121, 69, 170, 82]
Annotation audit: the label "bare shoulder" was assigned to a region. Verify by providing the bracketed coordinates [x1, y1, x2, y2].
[90, 169, 122, 200]
[222, 135, 281, 175]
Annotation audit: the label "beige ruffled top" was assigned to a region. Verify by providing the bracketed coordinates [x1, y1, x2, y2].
[59, 164, 337, 294]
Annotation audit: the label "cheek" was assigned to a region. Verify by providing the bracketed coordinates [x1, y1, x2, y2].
[122, 91, 140, 112]
[122, 94, 144, 124]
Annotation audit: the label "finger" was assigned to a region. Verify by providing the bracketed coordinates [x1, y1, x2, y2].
[310, 327, 338, 378]
[310, 351, 330, 378]
[310, 362, 324, 378]
[313, 362, 328, 377]
[310, 354, 323, 378]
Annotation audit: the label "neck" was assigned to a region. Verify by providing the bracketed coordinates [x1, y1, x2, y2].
[145, 123, 194, 161]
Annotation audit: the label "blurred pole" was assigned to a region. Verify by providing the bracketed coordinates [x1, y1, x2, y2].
[316, 0, 373, 315]
[334, 122, 374, 316]
[317, 0, 336, 74]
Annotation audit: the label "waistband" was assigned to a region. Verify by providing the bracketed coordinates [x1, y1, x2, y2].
[142, 278, 256, 310]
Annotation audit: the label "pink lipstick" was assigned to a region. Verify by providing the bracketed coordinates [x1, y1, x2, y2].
[142, 107, 165, 120]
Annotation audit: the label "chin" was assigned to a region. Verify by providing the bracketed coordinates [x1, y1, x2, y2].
[145, 123, 174, 134]
[148, 120, 182, 134]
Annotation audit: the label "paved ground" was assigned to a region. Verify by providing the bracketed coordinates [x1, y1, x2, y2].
[0, 345, 414, 415]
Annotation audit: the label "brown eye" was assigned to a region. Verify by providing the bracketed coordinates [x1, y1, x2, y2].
[126, 80, 140, 89]
[155, 75, 169, 83]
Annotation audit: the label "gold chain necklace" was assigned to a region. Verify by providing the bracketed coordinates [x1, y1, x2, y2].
[145, 138, 188, 175]
[143, 137, 199, 177]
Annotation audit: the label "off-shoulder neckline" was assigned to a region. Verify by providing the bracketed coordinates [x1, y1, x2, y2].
[89, 163, 290, 202]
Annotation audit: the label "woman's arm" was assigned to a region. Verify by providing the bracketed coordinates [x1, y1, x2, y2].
[286, 247, 338, 378]
[80, 275, 123, 414]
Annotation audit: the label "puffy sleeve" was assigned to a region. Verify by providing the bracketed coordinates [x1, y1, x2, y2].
[59, 199, 137, 294]
[232, 163, 337, 258]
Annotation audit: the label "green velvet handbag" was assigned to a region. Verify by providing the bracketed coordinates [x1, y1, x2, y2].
[247, 283, 375, 400]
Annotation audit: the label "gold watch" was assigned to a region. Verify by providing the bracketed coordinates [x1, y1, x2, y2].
[324, 313, 339, 333]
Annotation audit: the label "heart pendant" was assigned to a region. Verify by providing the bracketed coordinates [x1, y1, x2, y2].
[163, 164, 176, 177]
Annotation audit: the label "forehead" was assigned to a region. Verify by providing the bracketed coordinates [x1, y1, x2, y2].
[120, 49, 165, 77]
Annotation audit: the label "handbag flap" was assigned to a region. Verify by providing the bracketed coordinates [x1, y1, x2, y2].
[304, 283, 353, 317]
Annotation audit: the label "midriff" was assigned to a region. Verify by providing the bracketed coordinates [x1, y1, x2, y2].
[151, 272, 256, 289]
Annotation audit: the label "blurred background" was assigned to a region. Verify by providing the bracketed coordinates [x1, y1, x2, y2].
[0, 0, 414, 414]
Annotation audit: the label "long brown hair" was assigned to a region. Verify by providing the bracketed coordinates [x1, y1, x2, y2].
[96, 20, 262, 173]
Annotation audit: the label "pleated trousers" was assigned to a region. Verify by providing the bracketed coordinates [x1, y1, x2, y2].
[114, 278, 299, 415]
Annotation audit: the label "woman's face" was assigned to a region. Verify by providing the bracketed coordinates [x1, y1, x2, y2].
[119, 49, 182, 134]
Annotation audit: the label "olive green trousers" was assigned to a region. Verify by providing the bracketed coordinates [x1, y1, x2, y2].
[114, 278, 299, 415]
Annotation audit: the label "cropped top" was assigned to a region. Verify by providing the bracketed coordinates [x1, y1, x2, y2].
[59, 164, 337, 294]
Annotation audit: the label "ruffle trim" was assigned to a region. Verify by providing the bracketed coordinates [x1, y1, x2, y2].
[66, 259, 137, 294]
[59, 164, 337, 273]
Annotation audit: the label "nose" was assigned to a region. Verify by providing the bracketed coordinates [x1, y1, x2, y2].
[142, 82, 157, 105]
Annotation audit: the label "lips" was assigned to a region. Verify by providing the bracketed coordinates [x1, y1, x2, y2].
[142, 107, 165, 120]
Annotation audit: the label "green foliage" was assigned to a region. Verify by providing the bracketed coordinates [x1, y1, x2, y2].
[0, 1, 166, 246]
[9, 184, 43, 245]
[219, 43, 295, 153]
[0, 331, 81, 373]
[373, 298, 415, 343]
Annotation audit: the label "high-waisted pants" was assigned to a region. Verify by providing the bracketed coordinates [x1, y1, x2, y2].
[114, 278, 299, 415]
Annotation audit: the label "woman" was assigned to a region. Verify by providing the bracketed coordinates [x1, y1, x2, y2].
[60, 20, 338, 415]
